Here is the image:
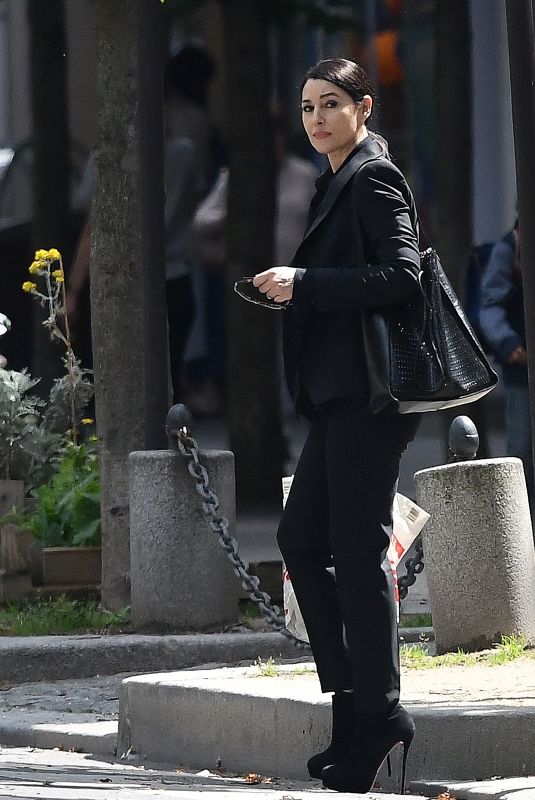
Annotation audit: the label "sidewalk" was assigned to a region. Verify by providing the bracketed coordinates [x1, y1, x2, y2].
[0, 747, 429, 799]
[1, 655, 534, 798]
[118, 657, 535, 791]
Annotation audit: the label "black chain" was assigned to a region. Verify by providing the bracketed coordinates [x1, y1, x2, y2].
[176, 426, 423, 641]
[176, 429, 309, 649]
[397, 535, 425, 600]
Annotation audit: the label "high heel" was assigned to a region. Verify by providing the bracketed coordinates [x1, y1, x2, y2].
[321, 703, 415, 793]
[307, 692, 354, 779]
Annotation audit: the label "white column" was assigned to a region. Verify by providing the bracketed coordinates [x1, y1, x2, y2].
[471, 0, 517, 244]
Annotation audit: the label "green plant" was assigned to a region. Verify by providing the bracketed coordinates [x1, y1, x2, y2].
[25, 442, 101, 547]
[399, 613, 433, 628]
[0, 595, 129, 636]
[1, 263, 93, 489]
[488, 634, 527, 665]
[254, 657, 280, 677]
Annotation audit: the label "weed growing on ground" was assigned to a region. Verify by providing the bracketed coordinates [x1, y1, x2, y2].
[401, 634, 530, 669]
[399, 613, 432, 628]
[254, 657, 280, 677]
[0, 595, 130, 636]
[488, 634, 527, 665]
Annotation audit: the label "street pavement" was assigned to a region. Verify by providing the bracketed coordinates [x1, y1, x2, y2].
[1, 654, 535, 798]
[0, 747, 430, 799]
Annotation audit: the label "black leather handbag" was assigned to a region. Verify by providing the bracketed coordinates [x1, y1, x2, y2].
[362, 245, 499, 414]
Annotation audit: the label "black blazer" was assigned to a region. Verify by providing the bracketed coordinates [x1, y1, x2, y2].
[283, 136, 421, 411]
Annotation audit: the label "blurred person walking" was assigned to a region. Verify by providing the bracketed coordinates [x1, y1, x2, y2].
[479, 220, 534, 512]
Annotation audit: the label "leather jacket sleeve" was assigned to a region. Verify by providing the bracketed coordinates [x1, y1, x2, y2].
[292, 160, 421, 311]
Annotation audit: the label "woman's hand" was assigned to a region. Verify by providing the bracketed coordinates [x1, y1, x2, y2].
[253, 267, 296, 303]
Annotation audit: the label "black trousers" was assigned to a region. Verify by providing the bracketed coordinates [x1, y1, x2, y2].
[277, 399, 420, 714]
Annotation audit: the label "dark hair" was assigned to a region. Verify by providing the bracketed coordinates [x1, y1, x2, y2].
[301, 58, 375, 109]
[301, 58, 388, 154]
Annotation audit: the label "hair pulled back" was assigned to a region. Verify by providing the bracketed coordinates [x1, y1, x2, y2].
[301, 58, 375, 110]
[301, 57, 388, 153]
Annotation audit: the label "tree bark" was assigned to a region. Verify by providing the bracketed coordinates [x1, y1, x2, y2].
[28, 0, 70, 388]
[92, 0, 167, 609]
[223, 0, 285, 509]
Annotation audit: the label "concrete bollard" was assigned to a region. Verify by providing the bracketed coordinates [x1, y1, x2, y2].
[415, 454, 535, 654]
[129, 442, 240, 632]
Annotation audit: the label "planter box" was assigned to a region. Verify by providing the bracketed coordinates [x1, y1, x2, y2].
[42, 547, 102, 586]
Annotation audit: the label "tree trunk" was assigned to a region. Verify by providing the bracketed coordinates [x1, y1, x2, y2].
[223, 0, 285, 509]
[92, 0, 167, 609]
[28, 0, 70, 389]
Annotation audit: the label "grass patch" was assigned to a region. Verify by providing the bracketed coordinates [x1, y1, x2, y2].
[399, 613, 432, 628]
[487, 634, 527, 665]
[401, 634, 529, 669]
[0, 595, 130, 636]
[239, 599, 262, 621]
[253, 657, 280, 677]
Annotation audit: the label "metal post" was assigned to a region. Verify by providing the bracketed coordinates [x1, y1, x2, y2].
[505, 1, 535, 488]
[136, 0, 168, 450]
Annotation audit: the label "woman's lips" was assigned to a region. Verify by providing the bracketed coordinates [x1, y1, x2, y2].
[313, 131, 331, 139]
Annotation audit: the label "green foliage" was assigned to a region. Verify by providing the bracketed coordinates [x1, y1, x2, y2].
[0, 595, 129, 636]
[401, 634, 530, 670]
[0, 360, 93, 489]
[399, 613, 433, 628]
[25, 442, 101, 548]
[488, 634, 527, 665]
[254, 656, 280, 677]
[164, 0, 357, 33]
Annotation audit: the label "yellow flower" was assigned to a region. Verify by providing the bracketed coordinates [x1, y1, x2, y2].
[81, 418, 94, 425]
[29, 260, 46, 274]
[47, 248, 61, 260]
[35, 249, 48, 260]
[52, 269, 64, 282]
[22, 281, 37, 293]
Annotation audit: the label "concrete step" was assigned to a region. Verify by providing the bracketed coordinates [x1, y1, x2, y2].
[412, 777, 535, 799]
[118, 660, 535, 794]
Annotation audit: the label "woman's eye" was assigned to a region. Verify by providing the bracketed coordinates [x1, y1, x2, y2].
[301, 105, 313, 113]
[325, 100, 338, 108]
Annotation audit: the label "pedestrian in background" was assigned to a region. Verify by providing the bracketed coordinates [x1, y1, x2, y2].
[479, 220, 534, 513]
[253, 58, 421, 793]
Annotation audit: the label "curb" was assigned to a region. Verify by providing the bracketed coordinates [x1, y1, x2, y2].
[0, 631, 300, 685]
[117, 664, 535, 792]
[0, 628, 432, 685]
[0, 715, 117, 756]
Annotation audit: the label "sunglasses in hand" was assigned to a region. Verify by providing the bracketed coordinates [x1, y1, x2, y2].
[233, 277, 293, 310]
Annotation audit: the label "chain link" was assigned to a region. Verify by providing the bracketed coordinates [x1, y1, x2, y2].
[397, 535, 425, 601]
[175, 428, 424, 642]
[176, 430, 309, 648]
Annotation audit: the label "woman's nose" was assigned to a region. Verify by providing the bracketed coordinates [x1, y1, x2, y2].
[313, 108, 324, 124]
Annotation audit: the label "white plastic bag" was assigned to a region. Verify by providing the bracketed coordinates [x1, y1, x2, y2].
[281, 476, 429, 642]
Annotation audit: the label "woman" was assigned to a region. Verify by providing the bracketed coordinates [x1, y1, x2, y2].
[253, 59, 421, 793]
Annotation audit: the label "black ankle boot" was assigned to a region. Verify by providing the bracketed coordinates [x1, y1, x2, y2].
[307, 692, 354, 779]
[321, 703, 415, 793]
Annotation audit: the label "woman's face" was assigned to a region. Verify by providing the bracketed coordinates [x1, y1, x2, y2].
[301, 78, 371, 161]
